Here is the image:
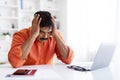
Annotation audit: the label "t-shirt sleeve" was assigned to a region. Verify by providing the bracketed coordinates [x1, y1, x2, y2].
[56, 46, 74, 64]
[55, 31, 74, 64]
[8, 31, 27, 68]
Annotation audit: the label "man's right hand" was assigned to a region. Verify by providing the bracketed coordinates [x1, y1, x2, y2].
[31, 14, 42, 38]
[21, 14, 42, 60]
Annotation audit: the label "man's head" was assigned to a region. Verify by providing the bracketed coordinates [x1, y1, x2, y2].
[34, 11, 53, 28]
[34, 11, 54, 42]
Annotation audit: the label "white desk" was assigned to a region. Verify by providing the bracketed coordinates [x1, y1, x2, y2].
[0, 62, 120, 80]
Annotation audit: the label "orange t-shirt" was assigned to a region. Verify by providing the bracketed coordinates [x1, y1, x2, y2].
[8, 28, 74, 68]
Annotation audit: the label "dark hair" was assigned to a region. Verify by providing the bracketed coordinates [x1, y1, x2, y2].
[34, 11, 53, 27]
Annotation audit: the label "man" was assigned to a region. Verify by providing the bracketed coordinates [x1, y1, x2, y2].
[8, 11, 74, 68]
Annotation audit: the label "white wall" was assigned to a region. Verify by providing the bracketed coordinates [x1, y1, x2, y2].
[113, 0, 120, 64]
[57, 0, 67, 41]
[67, 0, 89, 62]
[67, 0, 117, 62]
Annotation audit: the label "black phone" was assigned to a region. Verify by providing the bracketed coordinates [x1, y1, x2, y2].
[67, 65, 88, 71]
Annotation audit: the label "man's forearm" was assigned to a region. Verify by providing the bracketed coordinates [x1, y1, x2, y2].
[21, 34, 36, 60]
[53, 34, 68, 58]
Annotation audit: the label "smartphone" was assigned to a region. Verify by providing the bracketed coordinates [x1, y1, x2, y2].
[67, 65, 87, 71]
[13, 69, 31, 75]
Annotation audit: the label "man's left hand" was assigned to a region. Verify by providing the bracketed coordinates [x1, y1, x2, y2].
[51, 17, 57, 36]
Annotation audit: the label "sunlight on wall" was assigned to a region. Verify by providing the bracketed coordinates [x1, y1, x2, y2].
[67, 0, 117, 62]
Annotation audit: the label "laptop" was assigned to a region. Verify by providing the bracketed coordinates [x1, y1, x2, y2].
[67, 43, 116, 71]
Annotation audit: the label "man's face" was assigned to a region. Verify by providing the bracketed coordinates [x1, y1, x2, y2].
[37, 27, 52, 42]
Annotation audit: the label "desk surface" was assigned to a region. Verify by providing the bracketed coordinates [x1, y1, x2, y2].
[0, 62, 120, 80]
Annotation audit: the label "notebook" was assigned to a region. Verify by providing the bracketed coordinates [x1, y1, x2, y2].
[67, 43, 116, 71]
[12, 69, 37, 75]
[6, 69, 37, 77]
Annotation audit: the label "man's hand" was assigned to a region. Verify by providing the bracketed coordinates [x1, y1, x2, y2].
[51, 17, 69, 58]
[21, 14, 41, 60]
[51, 17, 57, 36]
[31, 14, 42, 38]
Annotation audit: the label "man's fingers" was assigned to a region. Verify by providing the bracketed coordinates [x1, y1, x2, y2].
[51, 16, 57, 29]
[32, 14, 37, 23]
[38, 17, 42, 25]
[51, 16, 55, 23]
[36, 14, 40, 20]
[32, 14, 41, 24]
[34, 14, 38, 20]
